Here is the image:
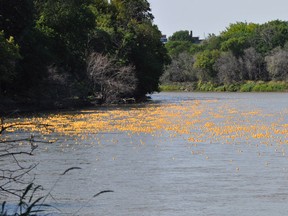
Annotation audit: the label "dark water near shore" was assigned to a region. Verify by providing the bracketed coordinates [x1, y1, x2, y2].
[3, 92, 288, 216]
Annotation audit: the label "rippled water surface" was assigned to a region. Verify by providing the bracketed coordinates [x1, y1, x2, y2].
[3, 92, 288, 216]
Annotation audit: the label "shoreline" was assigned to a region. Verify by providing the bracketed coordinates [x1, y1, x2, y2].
[0, 97, 94, 116]
[0, 96, 150, 116]
[160, 81, 288, 93]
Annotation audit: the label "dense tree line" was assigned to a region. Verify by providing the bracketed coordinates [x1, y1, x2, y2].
[0, 0, 169, 104]
[162, 20, 288, 87]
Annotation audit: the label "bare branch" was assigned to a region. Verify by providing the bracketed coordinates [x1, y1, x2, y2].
[87, 52, 137, 103]
[0, 117, 49, 200]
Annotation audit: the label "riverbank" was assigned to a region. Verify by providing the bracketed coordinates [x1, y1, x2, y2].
[160, 81, 288, 92]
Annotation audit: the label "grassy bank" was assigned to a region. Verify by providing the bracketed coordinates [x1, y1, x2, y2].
[160, 81, 288, 92]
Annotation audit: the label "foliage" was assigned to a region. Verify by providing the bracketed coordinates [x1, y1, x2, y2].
[252, 20, 288, 54]
[0, 0, 35, 41]
[162, 20, 288, 89]
[168, 30, 193, 42]
[161, 52, 196, 83]
[265, 48, 288, 81]
[194, 49, 221, 81]
[105, 0, 170, 97]
[1, 0, 169, 102]
[220, 22, 258, 56]
[200, 34, 222, 51]
[0, 0, 47, 96]
[0, 32, 21, 94]
[159, 82, 197, 92]
[240, 80, 288, 92]
[165, 41, 194, 57]
[130, 23, 170, 96]
[165, 30, 202, 57]
[161, 80, 288, 93]
[35, 0, 96, 77]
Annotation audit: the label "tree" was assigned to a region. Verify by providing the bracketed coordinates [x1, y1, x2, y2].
[194, 49, 220, 81]
[165, 30, 202, 57]
[0, 0, 43, 96]
[165, 41, 193, 57]
[0, 0, 35, 41]
[241, 47, 267, 80]
[36, 0, 96, 78]
[106, 0, 170, 98]
[265, 48, 288, 81]
[252, 20, 288, 54]
[111, 0, 154, 26]
[1, 0, 169, 101]
[168, 30, 193, 42]
[220, 22, 258, 57]
[0, 31, 21, 95]
[161, 52, 196, 83]
[215, 51, 243, 84]
[200, 33, 222, 51]
[129, 23, 170, 96]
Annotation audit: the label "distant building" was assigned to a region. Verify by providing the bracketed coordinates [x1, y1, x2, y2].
[189, 31, 202, 44]
[160, 35, 168, 43]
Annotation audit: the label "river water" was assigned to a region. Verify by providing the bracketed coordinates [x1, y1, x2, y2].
[2, 92, 288, 216]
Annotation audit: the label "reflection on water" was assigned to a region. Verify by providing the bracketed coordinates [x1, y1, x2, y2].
[3, 92, 288, 216]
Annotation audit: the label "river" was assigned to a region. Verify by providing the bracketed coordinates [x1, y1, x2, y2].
[2, 92, 288, 216]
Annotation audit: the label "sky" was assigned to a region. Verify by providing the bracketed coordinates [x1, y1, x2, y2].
[148, 0, 288, 39]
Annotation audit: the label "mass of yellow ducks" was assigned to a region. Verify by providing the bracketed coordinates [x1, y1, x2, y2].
[3, 99, 288, 160]
[0, 96, 288, 172]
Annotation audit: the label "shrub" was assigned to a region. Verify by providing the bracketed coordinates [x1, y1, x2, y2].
[240, 81, 256, 92]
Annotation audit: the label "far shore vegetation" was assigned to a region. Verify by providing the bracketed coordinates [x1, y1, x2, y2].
[160, 81, 288, 92]
[161, 22, 288, 92]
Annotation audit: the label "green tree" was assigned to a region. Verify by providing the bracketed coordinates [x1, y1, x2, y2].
[0, 31, 21, 94]
[130, 22, 170, 96]
[200, 33, 222, 51]
[1, 0, 170, 101]
[168, 30, 193, 42]
[36, 0, 96, 77]
[220, 22, 258, 56]
[100, 0, 170, 98]
[0, 0, 53, 97]
[194, 49, 220, 81]
[252, 20, 288, 54]
[165, 30, 199, 57]
[165, 41, 193, 57]
[0, 0, 35, 41]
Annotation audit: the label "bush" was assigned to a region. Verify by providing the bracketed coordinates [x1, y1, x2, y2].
[160, 82, 197, 92]
[240, 81, 256, 92]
